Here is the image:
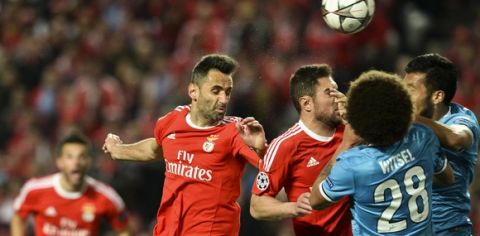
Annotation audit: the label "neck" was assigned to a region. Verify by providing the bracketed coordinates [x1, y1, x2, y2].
[432, 104, 449, 121]
[300, 115, 336, 137]
[189, 106, 219, 127]
[59, 174, 83, 192]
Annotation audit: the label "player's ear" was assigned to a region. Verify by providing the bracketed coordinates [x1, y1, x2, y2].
[299, 96, 312, 112]
[431, 90, 445, 105]
[188, 83, 198, 102]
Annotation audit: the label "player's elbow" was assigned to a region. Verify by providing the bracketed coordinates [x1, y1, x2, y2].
[445, 129, 473, 152]
[249, 198, 265, 220]
[249, 204, 261, 219]
[447, 136, 469, 152]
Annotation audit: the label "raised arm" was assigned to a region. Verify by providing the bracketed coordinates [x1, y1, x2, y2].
[10, 213, 25, 236]
[103, 134, 163, 161]
[250, 192, 312, 221]
[416, 115, 473, 151]
[310, 124, 361, 210]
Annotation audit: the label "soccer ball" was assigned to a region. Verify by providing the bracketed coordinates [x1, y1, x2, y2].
[321, 0, 375, 34]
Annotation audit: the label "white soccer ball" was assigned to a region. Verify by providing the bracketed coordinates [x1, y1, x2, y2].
[322, 0, 375, 34]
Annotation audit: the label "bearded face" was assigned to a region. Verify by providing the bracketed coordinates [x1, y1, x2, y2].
[191, 70, 233, 125]
[404, 72, 434, 119]
[56, 143, 90, 191]
[311, 77, 342, 128]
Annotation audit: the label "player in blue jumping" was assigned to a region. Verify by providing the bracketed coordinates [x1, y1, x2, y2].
[309, 70, 454, 235]
[404, 53, 480, 236]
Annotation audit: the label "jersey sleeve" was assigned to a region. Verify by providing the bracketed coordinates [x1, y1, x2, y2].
[319, 153, 355, 202]
[428, 133, 448, 174]
[102, 186, 129, 231]
[153, 111, 175, 145]
[231, 130, 260, 168]
[252, 139, 293, 197]
[447, 115, 480, 143]
[13, 180, 37, 219]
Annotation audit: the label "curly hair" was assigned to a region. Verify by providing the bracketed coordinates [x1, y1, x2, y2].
[346, 70, 413, 146]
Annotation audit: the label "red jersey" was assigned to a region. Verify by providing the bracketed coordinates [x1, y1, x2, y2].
[13, 173, 128, 236]
[153, 105, 260, 236]
[252, 121, 352, 236]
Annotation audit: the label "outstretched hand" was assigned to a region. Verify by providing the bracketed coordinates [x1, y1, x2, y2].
[236, 117, 267, 155]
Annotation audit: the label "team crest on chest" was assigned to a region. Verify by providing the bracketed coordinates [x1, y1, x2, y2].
[203, 134, 219, 153]
[81, 203, 96, 222]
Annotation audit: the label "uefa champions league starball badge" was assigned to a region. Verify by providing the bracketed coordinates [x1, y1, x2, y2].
[203, 134, 219, 153]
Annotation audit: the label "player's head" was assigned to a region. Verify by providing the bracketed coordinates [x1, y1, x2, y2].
[189, 54, 239, 123]
[404, 53, 457, 118]
[56, 133, 92, 191]
[290, 64, 341, 128]
[347, 70, 413, 146]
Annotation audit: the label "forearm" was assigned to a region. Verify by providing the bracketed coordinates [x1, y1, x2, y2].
[310, 141, 352, 209]
[11, 214, 25, 236]
[250, 195, 297, 220]
[254, 143, 268, 158]
[415, 116, 472, 151]
[110, 138, 162, 161]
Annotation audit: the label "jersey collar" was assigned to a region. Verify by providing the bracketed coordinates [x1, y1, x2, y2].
[186, 113, 217, 129]
[53, 173, 86, 199]
[298, 120, 335, 142]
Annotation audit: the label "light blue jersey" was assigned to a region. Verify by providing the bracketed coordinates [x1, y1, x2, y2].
[320, 124, 447, 236]
[432, 103, 480, 235]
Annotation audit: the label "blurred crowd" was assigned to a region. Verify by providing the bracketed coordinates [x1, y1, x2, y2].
[0, 0, 480, 235]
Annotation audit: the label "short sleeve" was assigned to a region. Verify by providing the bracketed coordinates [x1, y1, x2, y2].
[13, 181, 36, 219]
[320, 154, 355, 202]
[232, 131, 260, 168]
[103, 188, 129, 231]
[154, 112, 174, 145]
[429, 135, 448, 174]
[447, 115, 480, 142]
[251, 140, 293, 196]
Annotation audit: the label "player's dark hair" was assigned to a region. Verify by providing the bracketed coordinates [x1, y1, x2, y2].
[290, 64, 333, 113]
[57, 133, 91, 157]
[404, 53, 457, 105]
[347, 70, 413, 146]
[191, 54, 239, 85]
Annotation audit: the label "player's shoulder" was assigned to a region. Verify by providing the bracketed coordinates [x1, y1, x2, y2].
[85, 177, 125, 210]
[446, 103, 479, 125]
[157, 105, 191, 122]
[269, 123, 304, 148]
[22, 174, 55, 192]
[173, 105, 191, 113]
